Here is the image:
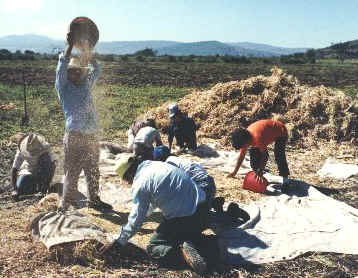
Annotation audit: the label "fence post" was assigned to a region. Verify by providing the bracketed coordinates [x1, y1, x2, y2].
[21, 70, 29, 126]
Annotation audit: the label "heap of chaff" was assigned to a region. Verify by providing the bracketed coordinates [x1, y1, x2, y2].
[151, 67, 356, 146]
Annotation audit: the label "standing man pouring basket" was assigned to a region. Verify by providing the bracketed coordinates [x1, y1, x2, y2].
[55, 17, 112, 211]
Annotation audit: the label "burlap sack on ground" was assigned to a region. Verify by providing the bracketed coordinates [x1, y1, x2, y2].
[29, 210, 109, 249]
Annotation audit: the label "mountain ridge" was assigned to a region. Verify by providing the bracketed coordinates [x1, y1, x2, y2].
[0, 34, 310, 56]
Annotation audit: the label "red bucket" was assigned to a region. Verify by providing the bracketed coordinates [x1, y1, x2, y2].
[243, 171, 268, 193]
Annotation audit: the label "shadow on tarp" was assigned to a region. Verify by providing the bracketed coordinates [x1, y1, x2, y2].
[266, 179, 310, 197]
[192, 144, 220, 158]
[313, 185, 340, 196]
[266, 179, 348, 198]
[219, 228, 269, 269]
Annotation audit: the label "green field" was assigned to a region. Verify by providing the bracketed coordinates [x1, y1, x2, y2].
[0, 82, 187, 144]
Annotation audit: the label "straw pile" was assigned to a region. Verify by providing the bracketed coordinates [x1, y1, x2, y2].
[151, 67, 357, 146]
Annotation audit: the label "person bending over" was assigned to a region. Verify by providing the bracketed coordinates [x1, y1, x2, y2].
[132, 125, 162, 160]
[10, 133, 56, 200]
[228, 119, 291, 191]
[103, 155, 212, 274]
[127, 118, 157, 151]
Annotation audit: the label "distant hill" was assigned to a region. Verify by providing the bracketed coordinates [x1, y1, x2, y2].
[316, 39, 358, 58]
[0, 34, 309, 57]
[0, 34, 63, 53]
[96, 40, 181, 55]
[155, 40, 277, 57]
[227, 42, 309, 56]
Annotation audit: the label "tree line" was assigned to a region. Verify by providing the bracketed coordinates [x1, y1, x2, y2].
[0, 45, 355, 64]
[0, 49, 57, 60]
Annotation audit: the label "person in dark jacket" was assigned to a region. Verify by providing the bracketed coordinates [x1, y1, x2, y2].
[168, 104, 197, 153]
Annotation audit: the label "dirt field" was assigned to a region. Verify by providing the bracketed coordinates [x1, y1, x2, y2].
[0, 139, 357, 278]
[1, 59, 358, 89]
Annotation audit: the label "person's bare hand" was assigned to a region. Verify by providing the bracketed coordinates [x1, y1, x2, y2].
[255, 175, 264, 183]
[227, 172, 236, 178]
[254, 169, 264, 182]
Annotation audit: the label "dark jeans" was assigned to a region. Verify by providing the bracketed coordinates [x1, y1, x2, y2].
[147, 202, 210, 262]
[174, 130, 197, 150]
[16, 153, 56, 195]
[274, 136, 290, 177]
[249, 136, 290, 177]
[16, 174, 37, 195]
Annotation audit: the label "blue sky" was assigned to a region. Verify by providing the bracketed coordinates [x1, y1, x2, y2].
[0, 0, 357, 48]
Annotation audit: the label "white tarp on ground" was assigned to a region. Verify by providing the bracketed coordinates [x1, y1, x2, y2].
[189, 144, 249, 174]
[317, 158, 358, 179]
[215, 181, 358, 265]
[75, 144, 283, 208]
[76, 149, 133, 208]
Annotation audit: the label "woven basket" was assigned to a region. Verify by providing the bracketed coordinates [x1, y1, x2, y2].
[69, 17, 99, 50]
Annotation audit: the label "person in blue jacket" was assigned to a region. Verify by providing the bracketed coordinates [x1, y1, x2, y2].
[103, 155, 211, 274]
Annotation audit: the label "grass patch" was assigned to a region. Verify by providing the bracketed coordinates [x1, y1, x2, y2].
[341, 86, 358, 98]
[0, 82, 189, 144]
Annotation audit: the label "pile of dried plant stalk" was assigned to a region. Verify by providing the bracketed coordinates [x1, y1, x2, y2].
[150, 67, 357, 147]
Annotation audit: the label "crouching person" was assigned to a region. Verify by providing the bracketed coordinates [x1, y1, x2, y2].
[104, 156, 211, 274]
[10, 133, 56, 200]
[228, 119, 291, 192]
[127, 118, 157, 151]
[132, 125, 162, 160]
[168, 104, 197, 154]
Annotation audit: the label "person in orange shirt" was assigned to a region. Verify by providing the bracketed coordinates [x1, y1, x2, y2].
[227, 119, 290, 189]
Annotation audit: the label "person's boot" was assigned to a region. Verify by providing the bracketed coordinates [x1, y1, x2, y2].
[212, 197, 225, 213]
[226, 202, 250, 223]
[181, 241, 207, 275]
[88, 197, 113, 211]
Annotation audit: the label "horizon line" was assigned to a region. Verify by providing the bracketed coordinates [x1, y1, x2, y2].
[0, 33, 314, 49]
